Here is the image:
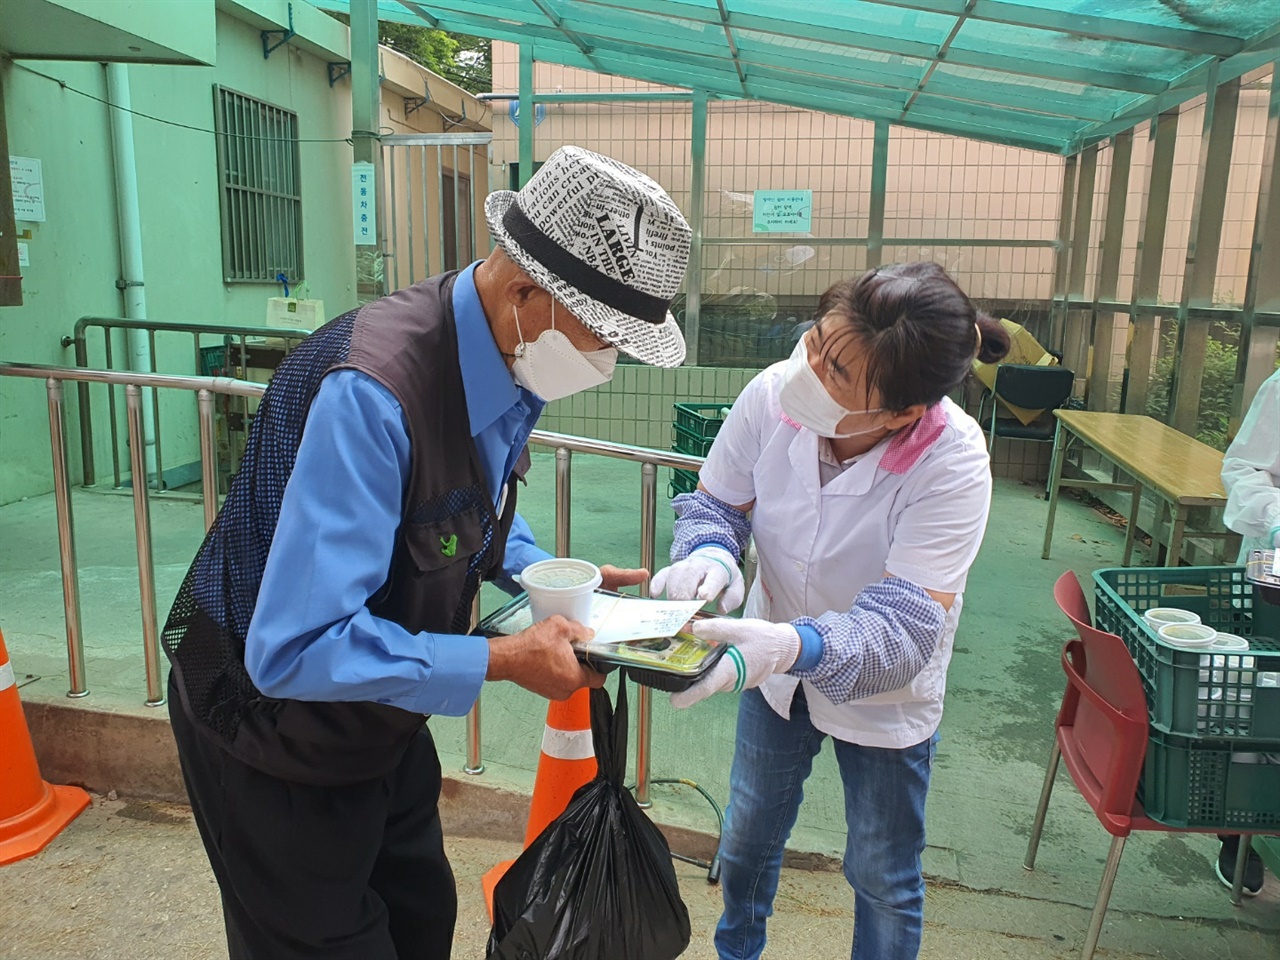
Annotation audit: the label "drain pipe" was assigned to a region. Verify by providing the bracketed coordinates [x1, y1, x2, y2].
[105, 62, 157, 482]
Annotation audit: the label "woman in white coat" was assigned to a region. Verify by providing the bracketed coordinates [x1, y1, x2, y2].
[1215, 365, 1280, 895]
[652, 262, 1009, 960]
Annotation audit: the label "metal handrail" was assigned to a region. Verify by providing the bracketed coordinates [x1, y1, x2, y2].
[65, 316, 311, 490]
[0, 362, 744, 804]
[0, 362, 267, 705]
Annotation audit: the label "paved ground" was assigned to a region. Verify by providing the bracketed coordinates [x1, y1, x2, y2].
[2, 456, 1278, 957]
[2, 796, 1275, 960]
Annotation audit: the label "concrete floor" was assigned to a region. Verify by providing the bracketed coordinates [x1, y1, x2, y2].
[1, 795, 1275, 960]
[1, 453, 1278, 958]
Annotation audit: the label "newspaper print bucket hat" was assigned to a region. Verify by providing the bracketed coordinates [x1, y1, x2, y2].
[485, 146, 690, 368]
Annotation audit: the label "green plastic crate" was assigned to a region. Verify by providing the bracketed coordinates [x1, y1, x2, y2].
[1140, 727, 1280, 830]
[669, 468, 699, 499]
[672, 422, 715, 458]
[674, 402, 730, 439]
[1094, 567, 1280, 740]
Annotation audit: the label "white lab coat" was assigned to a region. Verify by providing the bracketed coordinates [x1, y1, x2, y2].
[1222, 366, 1280, 562]
[699, 363, 994, 748]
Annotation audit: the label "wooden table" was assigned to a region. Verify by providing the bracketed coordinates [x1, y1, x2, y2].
[1042, 411, 1229, 565]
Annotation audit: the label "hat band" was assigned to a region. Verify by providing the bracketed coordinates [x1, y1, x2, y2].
[503, 202, 670, 325]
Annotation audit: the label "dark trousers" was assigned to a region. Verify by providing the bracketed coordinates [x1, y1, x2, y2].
[169, 677, 456, 960]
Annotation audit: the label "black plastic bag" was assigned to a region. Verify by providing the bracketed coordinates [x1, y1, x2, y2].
[487, 676, 692, 960]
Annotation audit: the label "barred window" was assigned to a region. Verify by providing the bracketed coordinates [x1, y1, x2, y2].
[213, 86, 304, 283]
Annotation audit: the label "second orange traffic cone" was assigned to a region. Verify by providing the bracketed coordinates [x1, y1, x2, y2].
[481, 687, 597, 916]
[0, 630, 91, 866]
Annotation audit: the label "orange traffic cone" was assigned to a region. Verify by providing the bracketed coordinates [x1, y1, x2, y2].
[481, 687, 597, 916]
[0, 631, 91, 866]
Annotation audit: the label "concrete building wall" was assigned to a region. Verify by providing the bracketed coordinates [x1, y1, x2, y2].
[1, 2, 491, 505]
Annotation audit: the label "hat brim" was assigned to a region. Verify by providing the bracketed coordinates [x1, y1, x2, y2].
[485, 190, 687, 368]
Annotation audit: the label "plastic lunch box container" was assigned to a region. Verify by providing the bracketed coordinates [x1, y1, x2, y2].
[473, 589, 727, 692]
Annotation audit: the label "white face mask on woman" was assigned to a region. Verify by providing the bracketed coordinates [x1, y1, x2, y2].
[778, 335, 884, 438]
[510, 301, 618, 402]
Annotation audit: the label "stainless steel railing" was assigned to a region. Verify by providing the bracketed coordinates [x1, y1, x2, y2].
[0, 362, 263, 704]
[64, 316, 311, 491]
[1, 362, 755, 803]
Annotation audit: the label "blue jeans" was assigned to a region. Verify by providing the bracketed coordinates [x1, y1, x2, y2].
[714, 688, 936, 960]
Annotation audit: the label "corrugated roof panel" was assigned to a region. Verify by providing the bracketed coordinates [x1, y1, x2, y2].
[307, 0, 1280, 154]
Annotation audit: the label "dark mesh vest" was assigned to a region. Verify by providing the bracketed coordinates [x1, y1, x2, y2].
[163, 273, 523, 784]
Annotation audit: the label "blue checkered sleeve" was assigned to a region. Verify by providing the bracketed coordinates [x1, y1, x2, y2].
[789, 578, 947, 704]
[670, 490, 753, 562]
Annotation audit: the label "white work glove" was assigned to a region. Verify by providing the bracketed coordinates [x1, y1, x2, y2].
[669, 618, 801, 709]
[650, 546, 745, 614]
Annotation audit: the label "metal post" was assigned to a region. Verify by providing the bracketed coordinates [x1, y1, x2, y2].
[389, 144, 399, 292]
[1170, 72, 1239, 435]
[555, 447, 572, 557]
[436, 148, 446, 275]
[351, 0, 384, 302]
[1123, 109, 1179, 416]
[73, 333, 95, 487]
[866, 120, 889, 269]
[1235, 63, 1280, 428]
[198, 389, 218, 531]
[1089, 131, 1133, 411]
[685, 89, 708, 366]
[105, 331, 122, 488]
[635, 462, 658, 808]
[1049, 154, 1078, 351]
[465, 593, 484, 775]
[148, 328, 163, 491]
[453, 144, 462, 270]
[518, 44, 535, 189]
[1064, 144, 1098, 395]
[46, 379, 88, 698]
[126, 384, 165, 707]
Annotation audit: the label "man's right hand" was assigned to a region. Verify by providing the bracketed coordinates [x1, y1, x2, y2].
[486, 615, 606, 701]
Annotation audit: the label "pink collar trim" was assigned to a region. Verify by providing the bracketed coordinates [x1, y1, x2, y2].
[881, 403, 947, 474]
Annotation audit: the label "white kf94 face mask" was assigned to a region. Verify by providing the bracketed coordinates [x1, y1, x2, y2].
[510, 302, 618, 402]
[778, 335, 884, 438]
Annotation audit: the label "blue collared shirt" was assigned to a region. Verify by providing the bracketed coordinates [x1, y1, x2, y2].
[243, 263, 551, 715]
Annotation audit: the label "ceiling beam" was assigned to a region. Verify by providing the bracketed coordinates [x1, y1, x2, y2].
[527, 0, 610, 74]
[859, 0, 1245, 57]
[573, 0, 1171, 93]
[902, 0, 973, 120]
[715, 0, 748, 95]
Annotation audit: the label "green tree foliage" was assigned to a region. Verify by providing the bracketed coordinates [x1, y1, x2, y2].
[327, 14, 491, 93]
[1146, 322, 1241, 451]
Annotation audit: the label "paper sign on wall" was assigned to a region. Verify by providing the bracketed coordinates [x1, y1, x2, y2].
[10, 156, 46, 222]
[752, 190, 811, 233]
[351, 161, 377, 246]
[17, 242, 29, 268]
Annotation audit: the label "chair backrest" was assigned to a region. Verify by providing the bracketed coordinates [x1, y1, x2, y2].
[1058, 621, 1150, 830]
[993, 364, 1074, 412]
[1053, 570, 1092, 629]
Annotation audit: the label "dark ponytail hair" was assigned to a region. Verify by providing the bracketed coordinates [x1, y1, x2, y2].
[814, 262, 1010, 411]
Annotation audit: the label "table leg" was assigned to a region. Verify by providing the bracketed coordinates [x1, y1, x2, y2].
[1041, 421, 1068, 561]
[1122, 481, 1143, 567]
[1168, 503, 1188, 568]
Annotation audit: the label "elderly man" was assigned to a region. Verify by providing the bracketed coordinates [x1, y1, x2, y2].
[162, 146, 691, 960]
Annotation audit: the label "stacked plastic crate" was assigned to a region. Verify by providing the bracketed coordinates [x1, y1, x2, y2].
[1093, 567, 1280, 831]
[669, 402, 729, 498]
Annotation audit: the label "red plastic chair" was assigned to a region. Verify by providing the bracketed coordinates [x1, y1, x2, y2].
[1053, 568, 1092, 629]
[1024, 572, 1256, 960]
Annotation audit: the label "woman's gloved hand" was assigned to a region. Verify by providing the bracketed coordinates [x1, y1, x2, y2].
[669, 618, 800, 709]
[650, 546, 745, 614]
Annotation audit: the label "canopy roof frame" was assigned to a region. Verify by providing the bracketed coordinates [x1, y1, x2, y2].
[305, 0, 1280, 155]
